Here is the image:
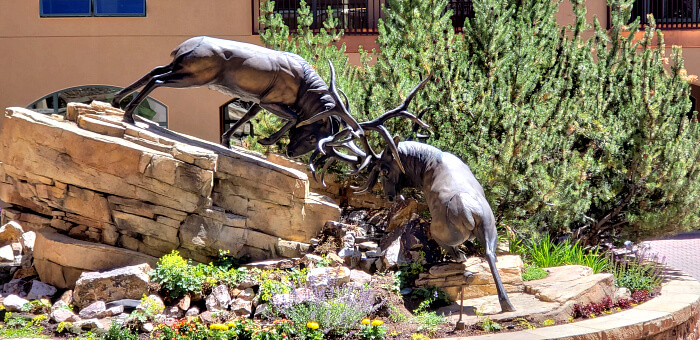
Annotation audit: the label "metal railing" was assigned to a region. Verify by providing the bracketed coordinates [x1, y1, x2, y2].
[613, 0, 700, 29]
[252, 0, 475, 34]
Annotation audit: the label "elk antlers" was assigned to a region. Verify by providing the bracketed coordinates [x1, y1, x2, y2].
[308, 61, 432, 189]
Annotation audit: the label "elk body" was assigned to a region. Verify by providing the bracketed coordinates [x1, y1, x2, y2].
[112, 36, 358, 157]
[361, 141, 516, 312]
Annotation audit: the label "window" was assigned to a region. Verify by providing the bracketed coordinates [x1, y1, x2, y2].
[41, 0, 146, 17]
[613, 0, 700, 28]
[220, 99, 256, 146]
[28, 85, 168, 127]
[252, 0, 474, 34]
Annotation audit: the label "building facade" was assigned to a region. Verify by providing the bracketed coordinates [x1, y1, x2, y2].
[0, 0, 698, 143]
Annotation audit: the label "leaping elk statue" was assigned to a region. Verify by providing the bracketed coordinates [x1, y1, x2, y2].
[112, 36, 427, 163]
[315, 77, 516, 313]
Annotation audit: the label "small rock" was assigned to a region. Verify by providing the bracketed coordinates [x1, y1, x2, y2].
[0, 221, 24, 246]
[198, 311, 215, 323]
[79, 301, 106, 319]
[72, 319, 105, 332]
[165, 306, 184, 318]
[20, 231, 35, 253]
[3, 294, 28, 312]
[350, 270, 372, 285]
[346, 210, 368, 225]
[365, 250, 381, 258]
[12, 267, 37, 280]
[309, 238, 320, 246]
[205, 284, 231, 311]
[254, 303, 269, 318]
[154, 314, 166, 324]
[243, 259, 295, 271]
[237, 288, 255, 302]
[342, 234, 355, 248]
[106, 305, 124, 317]
[382, 237, 403, 269]
[387, 199, 419, 232]
[26, 280, 57, 300]
[359, 257, 375, 272]
[50, 308, 79, 323]
[358, 242, 378, 251]
[237, 277, 257, 289]
[0, 245, 14, 262]
[230, 298, 253, 317]
[176, 295, 191, 311]
[141, 322, 154, 333]
[614, 287, 631, 301]
[57, 290, 74, 306]
[306, 266, 351, 287]
[185, 306, 200, 317]
[3, 279, 24, 295]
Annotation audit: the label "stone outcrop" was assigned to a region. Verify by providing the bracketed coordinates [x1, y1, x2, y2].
[0, 103, 340, 288]
[415, 255, 524, 301]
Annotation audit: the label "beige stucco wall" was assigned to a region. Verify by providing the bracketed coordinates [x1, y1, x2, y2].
[0, 0, 697, 143]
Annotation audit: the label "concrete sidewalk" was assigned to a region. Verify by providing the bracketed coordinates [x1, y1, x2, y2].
[641, 230, 700, 281]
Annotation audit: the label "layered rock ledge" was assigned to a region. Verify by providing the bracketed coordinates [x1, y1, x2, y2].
[0, 103, 340, 288]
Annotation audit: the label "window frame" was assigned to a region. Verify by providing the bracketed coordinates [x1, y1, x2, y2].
[40, 0, 147, 18]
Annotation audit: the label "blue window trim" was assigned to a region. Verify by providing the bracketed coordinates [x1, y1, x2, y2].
[40, 0, 146, 18]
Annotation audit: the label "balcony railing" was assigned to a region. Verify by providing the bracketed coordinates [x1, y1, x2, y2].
[252, 0, 474, 35]
[613, 0, 700, 29]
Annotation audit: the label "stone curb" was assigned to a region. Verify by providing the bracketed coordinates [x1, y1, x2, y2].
[435, 268, 700, 339]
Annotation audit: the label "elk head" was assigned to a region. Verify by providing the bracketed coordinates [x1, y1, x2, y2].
[285, 117, 337, 158]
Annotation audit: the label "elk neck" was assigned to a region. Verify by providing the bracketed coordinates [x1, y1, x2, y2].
[291, 54, 335, 118]
[396, 141, 442, 191]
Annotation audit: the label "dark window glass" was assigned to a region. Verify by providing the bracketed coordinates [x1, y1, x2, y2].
[94, 0, 145, 16]
[40, 0, 91, 16]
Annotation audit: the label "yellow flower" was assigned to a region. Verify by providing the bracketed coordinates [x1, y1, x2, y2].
[306, 321, 319, 330]
[362, 318, 371, 325]
[225, 322, 237, 328]
[371, 319, 383, 326]
[210, 323, 229, 331]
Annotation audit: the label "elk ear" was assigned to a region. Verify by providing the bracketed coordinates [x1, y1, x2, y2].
[393, 136, 401, 145]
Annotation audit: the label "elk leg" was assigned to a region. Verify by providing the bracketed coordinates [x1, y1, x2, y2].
[221, 103, 262, 148]
[257, 103, 298, 145]
[121, 72, 175, 124]
[476, 228, 515, 313]
[112, 64, 173, 109]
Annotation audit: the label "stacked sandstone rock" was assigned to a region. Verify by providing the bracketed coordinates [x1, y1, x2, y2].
[0, 103, 340, 289]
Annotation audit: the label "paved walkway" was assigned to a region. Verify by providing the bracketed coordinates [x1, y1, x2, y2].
[641, 230, 700, 281]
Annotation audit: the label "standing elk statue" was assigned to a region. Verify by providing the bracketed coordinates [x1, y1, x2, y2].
[314, 75, 515, 313]
[112, 36, 377, 158]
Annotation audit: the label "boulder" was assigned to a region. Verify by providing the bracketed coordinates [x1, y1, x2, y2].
[34, 228, 157, 289]
[176, 295, 191, 311]
[275, 240, 310, 258]
[3, 294, 28, 312]
[524, 265, 615, 306]
[185, 306, 200, 317]
[71, 319, 106, 332]
[205, 284, 231, 311]
[237, 288, 255, 302]
[26, 280, 57, 300]
[72, 263, 151, 308]
[2, 279, 24, 296]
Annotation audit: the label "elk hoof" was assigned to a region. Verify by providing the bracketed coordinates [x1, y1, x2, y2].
[500, 300, 515, 313]
[122, 114, 135, 125]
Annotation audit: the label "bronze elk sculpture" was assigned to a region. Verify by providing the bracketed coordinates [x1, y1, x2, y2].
[112, 36, 373, 158]
[313, 76, 515, 313]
